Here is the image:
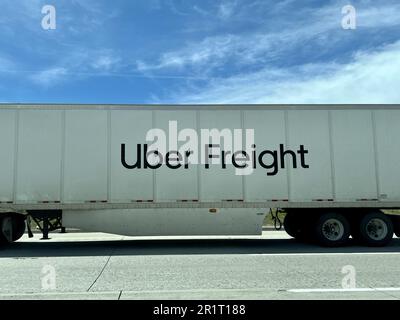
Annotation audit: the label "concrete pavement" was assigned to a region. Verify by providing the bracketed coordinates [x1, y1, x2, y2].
[0, 231, 399, 300]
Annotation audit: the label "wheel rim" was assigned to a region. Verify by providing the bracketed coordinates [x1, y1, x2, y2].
[322, 218, 344, 241]
[366, 218, 388, 241]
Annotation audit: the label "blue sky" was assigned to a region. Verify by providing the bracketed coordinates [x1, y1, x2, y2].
[0, 0, 399, 104]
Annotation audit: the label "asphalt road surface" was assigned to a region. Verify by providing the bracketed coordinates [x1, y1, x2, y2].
[0, 231, 400, 300]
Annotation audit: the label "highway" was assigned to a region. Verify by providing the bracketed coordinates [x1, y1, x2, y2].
[0, 231, 399, 300]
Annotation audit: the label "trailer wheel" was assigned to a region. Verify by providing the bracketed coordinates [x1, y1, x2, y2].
[284, 211, 314, 242]
[283, 212, 300, 238]
[349, 213, 364, 243]
[0, 216, 11, 244]
[0, 214, 26, 244]
[12, 215, 26, 242]
[357, 211, 393, 247]
[390, 215, 400, 238]
[313, 212, 350, 247]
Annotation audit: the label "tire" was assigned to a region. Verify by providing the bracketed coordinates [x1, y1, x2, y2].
[12, 215, 26, 241]
[284, 210, 315, 242]
[283, 212, 301, 238]
[0, 216, 12, 244]
[389, 215, 400, 238]
[349, 212, 364, 243]
[357, 211, 393, 247]
[0, 214, 26, 244]
[313, 212, 351, 247]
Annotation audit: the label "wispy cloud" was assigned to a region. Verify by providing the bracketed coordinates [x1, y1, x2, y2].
[27, 48, 121, 87]
[90, 54, 121, 71]
[217, 1, 238, 20]
[166, 41, 400, 104]
[30, 67, 68, 87]
[136, 2, 400, 75]
[136, 34, 237, 72]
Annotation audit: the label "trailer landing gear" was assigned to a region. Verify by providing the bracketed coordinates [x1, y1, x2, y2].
[28, 210, 64, 240]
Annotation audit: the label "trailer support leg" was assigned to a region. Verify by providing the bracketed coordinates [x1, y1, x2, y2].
[41, 218, 49, 240]
[27, 210, 63, 240]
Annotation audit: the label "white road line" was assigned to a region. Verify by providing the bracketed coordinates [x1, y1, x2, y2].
[249, 252, 400, 257]
[288, 288, 400, 293]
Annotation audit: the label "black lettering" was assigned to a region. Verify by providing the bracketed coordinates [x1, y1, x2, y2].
[258, 150, 278, 176]
[297, 145, 310, 168]
[221, 150, 231, 169]
[166, 151, 182, 169]
[184, 150, 193, 169]
[280, 144, 297, 169]
[121, 144, 141, 169]
[232, 151, 249, 169]
[252, 144, 257, 169]
[144, 144, 163, 169]
[205, 144, 220, 169]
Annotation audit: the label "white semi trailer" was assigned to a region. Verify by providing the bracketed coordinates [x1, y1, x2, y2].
[0, 104, 399, 247]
